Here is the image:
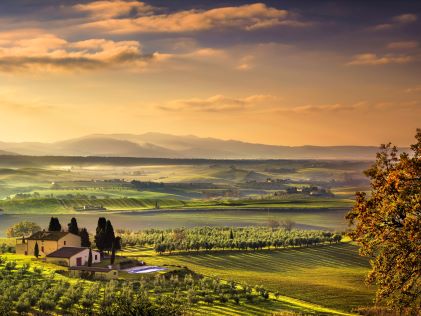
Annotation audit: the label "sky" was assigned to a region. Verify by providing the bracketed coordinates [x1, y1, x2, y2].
[0, 0, 420, 146]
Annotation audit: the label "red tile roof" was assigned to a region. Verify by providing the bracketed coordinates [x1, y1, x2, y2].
[27, 231, 75, 241]
[46, 247, 88, 258]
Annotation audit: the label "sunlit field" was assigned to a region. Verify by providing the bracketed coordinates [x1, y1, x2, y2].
[121, 242, 374, 313]
[0, 158, 374, 314]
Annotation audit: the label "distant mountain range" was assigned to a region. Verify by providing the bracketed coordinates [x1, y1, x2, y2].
[0, 150, 16, 155]
[0, 133, 389, 159]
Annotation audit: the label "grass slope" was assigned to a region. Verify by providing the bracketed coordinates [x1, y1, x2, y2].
[121, 243, 374, 313]
[1, 253, 353, 315]
[0, 196, 352, 214]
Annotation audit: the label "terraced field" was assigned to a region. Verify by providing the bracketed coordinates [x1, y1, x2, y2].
[121, 242, 374, 314]
[0, 253, 353, 316]
[0, 195, 352, 214]
[0, 197, 188, 213]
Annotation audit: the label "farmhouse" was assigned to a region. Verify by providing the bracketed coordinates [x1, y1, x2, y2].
[16, 231, 81, 256]
[46, 247, 101, 267]
[69, 266, 119, 280]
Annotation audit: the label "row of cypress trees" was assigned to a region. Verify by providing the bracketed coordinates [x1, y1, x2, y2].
[36, 217, 121, 265]
[94, 217, 121, 265]
[48, 217, 91, 247]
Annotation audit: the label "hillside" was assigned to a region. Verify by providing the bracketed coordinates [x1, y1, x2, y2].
[0, 149, 17, 156]
[0, 133, 385, 159]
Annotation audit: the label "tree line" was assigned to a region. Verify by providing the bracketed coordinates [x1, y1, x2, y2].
[47, 217, 91, 248]
[117, 226, 342, 254]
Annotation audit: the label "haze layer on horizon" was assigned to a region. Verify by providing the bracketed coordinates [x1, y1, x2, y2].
[0, 0, 420, 146]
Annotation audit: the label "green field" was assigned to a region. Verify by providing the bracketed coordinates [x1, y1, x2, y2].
[0, 197, 353, 214]
[0, 158, 375, 314]
[121, 242, 374, 314]
[0, 160, 367, 215]
[1, 252, 358, 315]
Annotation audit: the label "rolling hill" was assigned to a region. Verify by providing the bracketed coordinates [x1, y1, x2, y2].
[0, 133, 387, 159]
[0, 149, 17, 156]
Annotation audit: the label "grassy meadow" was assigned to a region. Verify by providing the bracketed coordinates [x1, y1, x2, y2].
[120, 242, 373, 314]
[0, 157, 376, 314]
[0, 158, 367, 215]
[0, 251, 359, 316]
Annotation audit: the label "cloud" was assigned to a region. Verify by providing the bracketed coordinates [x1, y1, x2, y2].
[0, 30, 158, 72]
[285, 102, 368, 113]
[73, 0, 154, 19]
[392, 13, 418, 24]
[387, 41, 419, 50]
[405, 85, 421, 93]
[279, 101, 420, 114]
[372, 13, 418, 30]
[347, 53, 413, 65]
[78, 3, 308, 34]
[184, 48, 227, 59]
[160, 95, 420, 115]
[160, 94, 278, 112]
[236, 55, 255, 71]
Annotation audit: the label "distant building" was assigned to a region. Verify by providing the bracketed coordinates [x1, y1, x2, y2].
[73, 205, 106, 211]
[46, 247, 100, 267]
[16, 231, 81, 256]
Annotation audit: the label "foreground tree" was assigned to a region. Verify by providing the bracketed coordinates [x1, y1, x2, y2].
[347, 129, 421, 312]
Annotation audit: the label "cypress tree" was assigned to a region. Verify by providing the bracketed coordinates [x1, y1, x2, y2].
[34, 242, 39, 258]
[110, 242, 116, 265]
[114, 236, 122, 251]
[48, 217, 61, 231]
[88, 248, 92, 267]
[229, 229, 234, 240]
[48, 217, 54, 231]
[80, 228, 91, 247]
[104, 220, 115, 252]
[68, 217, 79, 235]
[95, 217, 107, 252]
[56, 218, 62, 231]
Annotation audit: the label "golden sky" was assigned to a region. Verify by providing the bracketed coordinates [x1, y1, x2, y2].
[0, 1, 420, 146]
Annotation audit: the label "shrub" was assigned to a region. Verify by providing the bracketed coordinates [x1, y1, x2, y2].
[232, 295, 240, 305]
[33, 267, 43, 275]
[38, 296, 55, 312]
[15, 299, 31, 314]
[218, 295, 228, 303]
[5, 261, 17, 270]
[203, 295, 214, 305]
[245, 293, 254, 302]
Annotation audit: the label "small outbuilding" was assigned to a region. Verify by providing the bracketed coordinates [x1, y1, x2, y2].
[46, 247, 100, 267]
[69, 266, 119, 280]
